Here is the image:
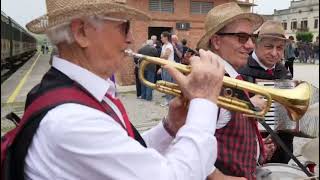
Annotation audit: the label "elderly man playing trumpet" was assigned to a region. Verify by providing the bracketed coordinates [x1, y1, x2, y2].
[2, 0, 246, 180]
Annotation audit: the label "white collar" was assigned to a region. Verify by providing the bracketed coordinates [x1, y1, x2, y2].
[252, 51, 275, 70]
[52, 56, 116, 102]
[220, 58, 239, 78]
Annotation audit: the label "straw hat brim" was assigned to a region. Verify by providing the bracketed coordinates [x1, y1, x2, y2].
[258, 34, 288, 41]
[26, 2, 151, 34]
[197, 13, 264, 50]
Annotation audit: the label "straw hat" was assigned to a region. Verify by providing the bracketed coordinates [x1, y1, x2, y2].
[257, 20, 287, 41]
[197, 2, 264, 50]
[26, 0, 151, 34]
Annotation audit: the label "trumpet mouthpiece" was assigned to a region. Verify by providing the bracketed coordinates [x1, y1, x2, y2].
[124, 49, 144, 59]
[124, 49, 133, 56]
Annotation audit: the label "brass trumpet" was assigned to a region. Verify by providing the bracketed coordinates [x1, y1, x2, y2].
[125, 49, 311, 121]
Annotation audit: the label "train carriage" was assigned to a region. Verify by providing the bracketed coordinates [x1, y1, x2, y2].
[1, 11, 37, 68]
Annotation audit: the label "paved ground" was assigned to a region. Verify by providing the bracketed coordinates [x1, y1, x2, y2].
[293, 63, 319, 88]
[1, 55, 319, 175]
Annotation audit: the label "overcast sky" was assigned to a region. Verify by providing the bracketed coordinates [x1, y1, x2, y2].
[1, 0, 292, 28]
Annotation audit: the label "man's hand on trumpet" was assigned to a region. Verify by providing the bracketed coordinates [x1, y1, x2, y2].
[250, 94, 267, 110]
[163, 49, 225, 136]
[164, 49, 225, 104]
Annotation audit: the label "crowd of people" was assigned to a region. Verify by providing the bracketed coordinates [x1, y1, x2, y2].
[40, 44, 49, 54]
[134, 32, 197, 105]
[2, 0, 318, 180]
[295, 37, 319, 64]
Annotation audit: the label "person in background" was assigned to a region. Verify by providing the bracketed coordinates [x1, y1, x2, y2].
[159, 31, 175, 107]
[45, 46, 49, 54]
[49, 45, 59, 65]
[134, 44, 143, 98]
[313, 36, 319, 63]
[284, 36, 296, 78]
[172, 34, 183, 63]
[154, 40, 163, 83]
[151, 35, 157, 46]
[181, 39, 192, 65]
[181, 39, 189, 58]
[239, 20, 293, 164]
[138, 40, 158, 101]
[41, 45, 45, 54]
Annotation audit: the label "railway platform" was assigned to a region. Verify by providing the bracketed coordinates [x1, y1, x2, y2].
[1, 52, 168, 135]
[1, 52, 51, 133]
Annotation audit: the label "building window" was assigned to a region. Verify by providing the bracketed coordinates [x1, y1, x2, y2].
[149, 0, 174, 13]
[190, 1, 213, 14]
[282, 22, 287, 30]
[314, 19, 318, 29]
[291, 21, 297, 30]
[301, 20, 308, 30]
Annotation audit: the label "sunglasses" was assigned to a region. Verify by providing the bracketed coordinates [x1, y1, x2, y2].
[119, 21, 130, 36]
[216, 32, 258, 44]
[97, 16, 130, 36]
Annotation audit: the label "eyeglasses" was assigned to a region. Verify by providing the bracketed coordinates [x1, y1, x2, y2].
[119, 20, 130, 36]
[216, 32, 258, 44]
[96, 16, 130, 36]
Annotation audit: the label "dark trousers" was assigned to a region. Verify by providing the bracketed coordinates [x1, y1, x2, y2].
[135, 67, 141, 97]
[141, 69, 155, 101]
[285, 57, 294, 78]
[155, 65, 161, 82]
[262, 132, 294, 164]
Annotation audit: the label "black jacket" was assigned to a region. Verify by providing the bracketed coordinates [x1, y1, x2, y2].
[134, 44, 158, 71]
[239, 55, 292, 83]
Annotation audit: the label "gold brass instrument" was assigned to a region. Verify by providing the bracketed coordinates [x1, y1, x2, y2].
[125, 49, 311, 121]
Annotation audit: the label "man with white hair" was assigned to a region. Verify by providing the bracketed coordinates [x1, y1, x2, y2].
[151, 35, 157, 45]
[1, 1, 233, 180]
[135, 39, 158, 101]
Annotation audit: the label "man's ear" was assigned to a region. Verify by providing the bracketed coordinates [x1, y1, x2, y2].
[70, 19, 89, 48]
[210, 35, 220, 50]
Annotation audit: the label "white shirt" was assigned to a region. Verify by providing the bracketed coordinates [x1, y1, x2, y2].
[252, 51, 275, 70]
[161, 42, 174, 62]
[24, 56, 219, 180]
[216, 59, 239, 129]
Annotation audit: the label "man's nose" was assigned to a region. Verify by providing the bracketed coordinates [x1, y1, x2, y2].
[271, 48, 278, 56]
[126, 31, 133, 44]
[244, 38, 255, 51]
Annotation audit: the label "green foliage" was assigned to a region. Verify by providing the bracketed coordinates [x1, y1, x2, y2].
[296, 32, 314, 42]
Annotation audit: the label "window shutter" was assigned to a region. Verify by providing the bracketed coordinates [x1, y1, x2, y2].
[191, 1, 213, 14]
[149, 0, 174, 13]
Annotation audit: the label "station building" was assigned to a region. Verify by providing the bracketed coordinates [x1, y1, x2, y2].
[114, 0, 256, 85]
[273, 0, 319, 41]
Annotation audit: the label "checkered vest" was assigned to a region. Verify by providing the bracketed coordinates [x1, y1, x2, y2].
[215, 112, 259, 179]
[214, 74, 264, 180]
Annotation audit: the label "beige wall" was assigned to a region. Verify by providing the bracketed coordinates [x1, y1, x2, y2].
[273, 0, 319, 41]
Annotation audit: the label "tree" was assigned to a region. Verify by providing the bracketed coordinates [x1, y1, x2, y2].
[296, 32, 314, 42]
